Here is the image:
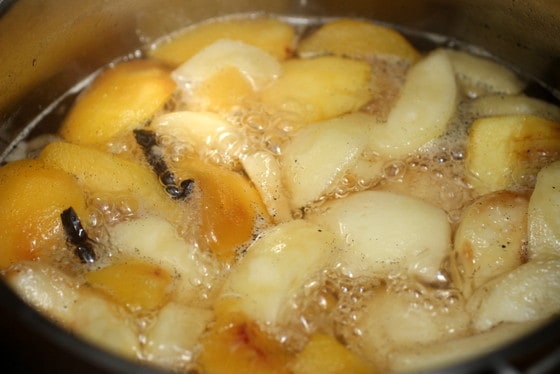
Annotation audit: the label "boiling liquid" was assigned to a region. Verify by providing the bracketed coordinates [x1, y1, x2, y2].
[2, 14, 559, 373]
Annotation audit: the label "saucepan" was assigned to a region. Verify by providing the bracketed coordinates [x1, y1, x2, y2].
[0, 0, 559, 372]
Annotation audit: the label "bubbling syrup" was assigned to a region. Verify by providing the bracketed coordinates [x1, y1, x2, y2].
[2, 14, 560, 374]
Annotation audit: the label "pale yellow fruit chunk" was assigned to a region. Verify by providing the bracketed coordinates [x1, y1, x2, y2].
[241, 151, 293, 223]
[376, 159, 475, 214]
[59, 60, 175, 147]
[260, 56, 372, 126]
[356, 286, 469, 371]
[465, 114, 560, 194]
[149, 17, 295, 67]
[108, 215, 219, 304]
[39, 141, 178, 218]
[451, 191, 528, 297]
[171, 39, 281, 112]
[109, 216, 199, 278]
[5, 261, 139, 359]
[467, 259, 560, 331]
[145, 303, 213, 368]
[389, 320, 546, 373]
[71, 294, 140, 359]
[219, 220, 338, 324]
[0, 159, 88, 268]
[445, 49, 525, 97]
[172, 39, 281, 92]
[5, 261, 81, 324]
[150, 111, 244, 163]
[297, 18, 420, 63]
[468, 94, 560, 122]
[291, 334, 374, 374]
[85, 260, 173, 310]
[369, 49, 457, 158]
[280, 113, 372, 209]
[528, 160, 560, 259]
[307, 190, 451, 282]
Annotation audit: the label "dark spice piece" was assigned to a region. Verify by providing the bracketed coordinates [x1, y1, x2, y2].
[60, 207, 96, 264]
[133, 128, 194, 200]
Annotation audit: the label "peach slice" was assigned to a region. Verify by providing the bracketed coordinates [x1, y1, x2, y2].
[172, 39, 281, 92]
[260, 56, 372, 126]
[171, 157, 270, 264]
[290, 334, 373, 374]
[0, 158, 88, 268]
[59, 60, 175, 147]
[85, 260, 173, 311]
[183, 65, 256, 112]
[5, 260, 140, 359]
[39, 141, 179, 219]
[171, 39, 281, 113]
[198, 307, 292, 374]
[297, 18, 420, 63]
[149, 17, 295, 67]
[108, 215, 221, 305]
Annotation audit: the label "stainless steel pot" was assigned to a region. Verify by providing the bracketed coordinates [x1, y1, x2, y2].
[0, 0, 559, 372]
